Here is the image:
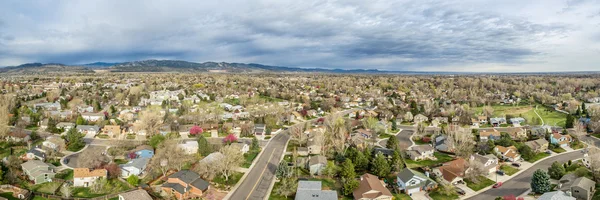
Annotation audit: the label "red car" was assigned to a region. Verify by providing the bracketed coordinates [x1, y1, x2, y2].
[493, 182, 503, 188]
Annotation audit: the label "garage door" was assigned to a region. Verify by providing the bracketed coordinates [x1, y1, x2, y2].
[407, 187, 421, 194]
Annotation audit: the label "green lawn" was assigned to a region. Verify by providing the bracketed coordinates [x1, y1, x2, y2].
[393, 193, 413, 200]
[500, 165, 520, 176]
[465, 176, 495, 191]
[429, 189, 459, 200]
[405, 152, 454, 168]
[378, 134, 394, 139]
[551, 147, 566, 153]
[31, 182, 62, 194]
[522, 105, 567, 127]
[571, 142, 587, 150]
[526, 152, 550, 163]
[212, 172, 244, 187]
[242, 151, 259, 168]
[72, 187, 106, 198]
[0, 193, 20, 200]
[55, 169, 74, 180]
[473, 105, 532, 118]
[269, 181, 294, 200]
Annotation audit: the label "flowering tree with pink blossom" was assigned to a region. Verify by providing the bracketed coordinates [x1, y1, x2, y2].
[190, 125, 203, 136]
[223, 134, 238, 144]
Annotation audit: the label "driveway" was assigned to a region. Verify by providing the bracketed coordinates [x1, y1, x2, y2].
[379, 129, 415, 149]
[466, 151, 584, 200]
[63, 145, 109, 168]
[456, 183, 476, 197]
[411, 191, 429, 200]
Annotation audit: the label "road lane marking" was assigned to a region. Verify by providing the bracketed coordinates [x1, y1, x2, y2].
[246, 148, 276, 200]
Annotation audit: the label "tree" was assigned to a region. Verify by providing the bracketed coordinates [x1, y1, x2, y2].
[445, 127, 475, 158]
[139, 110, 163, 136]
[391, 118, 397, 131]
[390, 151, 405, 172]
[353, 151, 369, 172]
[76, 115, 86, 125]
[0, 95, 12, 139]
[61, 185, 73, 198]
[127, 175, 139, 186]
[91, 177, 108, 193]
[323, 161, 339, 178]
[65, 128, 85, 151]
[216, 145, 244, 181]
[404, 112, 413, 122]
[566, 114, 575, 129]
[149, 134, 165, 148]
[46, 117, 59, 133]
[575, 167, 589, 177]
[342, 177, 359, 196]
[483, 106, 494, 117]
[386, 135, 399, 150]
[251, 137, 260, 152]
[78, 149, 106, 168]
[190, 125, 203, 136]
[531, 169, 551, 194]
[223, 134, 238, 145]
[275, 177, 298, 198]
[518, 145, 535, 161]
[465, 161, 486, 183]
[340, 159, 359, 195]
[548, 161, 566, 179]
[197, 135, 212, 156]
[370, 153, 391, 177]
[276, 160, 292, 179]
[582, 102, 587, 115]
[104, 163, 121, 179]
[362, 117, 378, 131]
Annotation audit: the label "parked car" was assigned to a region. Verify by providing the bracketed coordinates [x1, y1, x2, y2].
[545, 150, 552, 154]
[496, 170, 505, 176]
[493, 182, 503, 188]
[455, 188, 466, 195]
[512, 163, 521, 167]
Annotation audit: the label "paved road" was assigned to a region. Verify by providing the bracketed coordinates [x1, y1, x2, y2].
[379, 129, 415, 149]
[466, 151, 585, 200]
[63, 145, 109, 168]
[228, 132, 290, 200]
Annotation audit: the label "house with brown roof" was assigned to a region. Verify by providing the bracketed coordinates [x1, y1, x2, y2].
[479, 129, 501, 141]
[525, 138, 549, 153]
[353, 173, 393, 200]
[407, 145, 435, 161]
[102, 125, 122, 138]
[161, 170, 209, 199]
[73, 168, 107, 187]
[494, 145, 521, 162]
[550, 133, 573, 147]
[433, 158, 468, 184]
[506, 127, 527, 140]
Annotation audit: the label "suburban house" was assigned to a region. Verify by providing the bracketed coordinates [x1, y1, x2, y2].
[490, 117, 507, 127]
[230, 142, 250, 154]
[254, 124, 266, 137]
[506, 127, 527, 140]
[557, 174, 596, 200]
[81, 113, 105, 122]
[433, 158, 468, 184]
[537, 191, 575, 200]
[21, 160, 55, 184]
[199, 152, 224, 165]
[530, 126, 551, 138]
[6, 131, 30, 142]
[56, 122, 75, 131]
[413, 114, 429, 124]
[307, 139, 322, 155]
[407, 145, 435, 161]
[178, 141, 199, 155]
[295, 181, 338, 200]
[102, 125, 122, 137]
[118, 189, 153, 200]
[161, 170, 210, 199]
[120, 157, 150, 177]
[308, 155, 327, 175]
[73, 168, 108, 187]
[510, 117, 526, 125]
[469, 154, 499, 175]
[479, 129, 501, 141]
[353, 173, 393, 200]
[355, 129, 373, 140]
[396, 168, 438, 195]
[494, 145, 521, 162]
[132, 145, 154, 159]
[23, 148, 46, 161]
[525, 138, 549, 153]
[477, 116, 488, 124]
[76, 125, 100, 135]
[42, 135, 65, 151]
[550, 133, 573, 147]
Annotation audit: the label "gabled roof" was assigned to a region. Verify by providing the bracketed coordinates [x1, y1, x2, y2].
[73, 168, 107, 178]
[480, 129, 501, 137]
[119, 189, 153, 200]
[120, 157, 150, 170]
[438, 158, 468, 182]
[537, 191, 575, 200]
[353, 173, 392, 199]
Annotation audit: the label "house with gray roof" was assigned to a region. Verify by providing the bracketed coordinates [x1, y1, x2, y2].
[118, 189, 153, 200]
[557, 174, 595, 200]
[161, 170, 209, 199]
[407, 145, 435, 161]
[21, 160, 55, 184]
[295, 181, 337, 200]
[308, 155, 327, 175]
[120, 157, 150, 177]
[469, 154, 498, 175]
[396, 168, 438, 195]
[76, 125, 100, 135]
[537, 191, 575, 200]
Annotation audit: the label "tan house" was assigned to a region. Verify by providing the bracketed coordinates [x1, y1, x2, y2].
[353, 173, 393, 200]
[524, 138, 549, 153]
[506, 127, 527, 140]
[73, 168, 107, 187]
[102, 125, 122, 138]
[494, 145, 521, 162]
[479, 129, 501, 141]
[162, 170, 209, 199]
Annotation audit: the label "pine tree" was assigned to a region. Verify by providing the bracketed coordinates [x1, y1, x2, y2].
[386, 136, 399, 150]
[531, 169, 551, 194]
[582, 102, 587, 115]
[340, 160, 359, 195]
[390, 151, 405, 172]
[391, 118, 397, 131]
[197, 135, 212, 156]
[565, 115, 574, 129]
[547, 161, 566, 179]
[370, 153, 391, 177]
[76, 115, 86, 125]
[353, 151, 369, 172]
[250, 137, 260, 152]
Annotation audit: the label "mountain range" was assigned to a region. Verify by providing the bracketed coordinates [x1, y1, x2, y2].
[0, 60, 385, 74]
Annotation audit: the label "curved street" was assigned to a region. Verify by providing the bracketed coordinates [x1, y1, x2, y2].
[466, 150, 585, 200]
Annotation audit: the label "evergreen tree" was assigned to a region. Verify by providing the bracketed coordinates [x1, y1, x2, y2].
[565, 115, 575, 128]
[531, 169, 551, 194]
[547, 161, 566, 179]
[250, 137, 260, 152]
[46, 117, 59, 133]
[127, 175, 139, 186]
[76, 115, 86, 125]
[94, 101, 102, 111]
[353, 151, 369, 172]
[197, 135, 212, 156]
[340, 160, 359, 195]
[576, 107, 581, 116]
[370, 153, 391, 177]
[386, 136, 399, 150]
[391, 118, 397, 131]
[582, 102, 587, 115]
[390, 151, 405, 172]
[276, 160, 291, 179]
[65, 128, 85, 151]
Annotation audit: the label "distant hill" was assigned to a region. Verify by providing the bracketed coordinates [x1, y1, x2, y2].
[0, 59, 387, 74]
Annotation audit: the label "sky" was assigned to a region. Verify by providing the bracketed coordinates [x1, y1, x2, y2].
[1, 0, 600, 72]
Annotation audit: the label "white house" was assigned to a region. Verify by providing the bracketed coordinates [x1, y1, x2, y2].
[120, 158, 150, 177]
[469, 154, 499, 175]
[396, 168, 438, 195]
[76, 125, 100, 135]
[73, 168, 107, 187]
[56, 122, 75, 131]
[407, 145, 435, 161]
[81, 113, 104, 122]
[178, 141, 199, 155]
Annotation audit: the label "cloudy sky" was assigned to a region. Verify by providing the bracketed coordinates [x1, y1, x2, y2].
[1, 0, 599, 72]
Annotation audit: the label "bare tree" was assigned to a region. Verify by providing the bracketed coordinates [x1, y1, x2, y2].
[482, 106, 494, 117]
[465, 160, 486, 183]
[61, 184, 73, 198]
[78, 150, 106, 168]
[289, 125, 307, 146]
[0, 95, 12, 139]
[445, 127, 475, 158]
[139, 110, 163, 136]
[215, 145, 244, 181]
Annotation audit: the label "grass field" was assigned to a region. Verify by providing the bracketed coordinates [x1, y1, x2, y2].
[473, 104, 567, 127]
[500, 165, 520, 176]
[405, 152, 454, 168]
[522, 105, 567, 127]
[551, 147, 566, 153]
[473, 105, 532, 117]
[465, 176, 495, 191]
[526, 153, 550, 163]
